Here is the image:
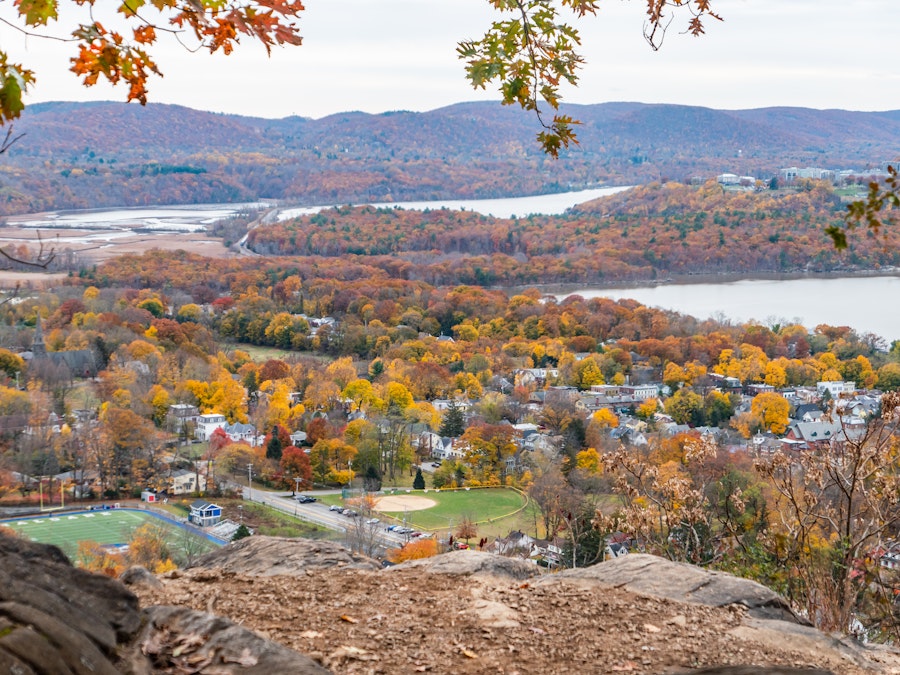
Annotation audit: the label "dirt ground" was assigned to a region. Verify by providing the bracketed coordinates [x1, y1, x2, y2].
[0, 225, 235, 266]
[134, 566, 875, 675]
[373, 495, 437, 512]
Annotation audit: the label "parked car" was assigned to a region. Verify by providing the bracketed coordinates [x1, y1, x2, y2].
[431, 461, 442, 467]
[296, 495, 317, 503]
[343, 509, 359, 517]
[365, 517, 380, 525]
[329, 504, 343, 512]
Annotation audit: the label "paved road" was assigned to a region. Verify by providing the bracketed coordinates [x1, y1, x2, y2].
[240, 487, 415, 548]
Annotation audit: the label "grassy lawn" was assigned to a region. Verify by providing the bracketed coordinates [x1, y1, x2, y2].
[239, 500, 338, 540]
[0, 508, 217, 561]
[374, 487, 527, 532]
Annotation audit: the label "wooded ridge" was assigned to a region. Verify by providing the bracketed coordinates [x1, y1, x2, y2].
[2, 101, 900, 215]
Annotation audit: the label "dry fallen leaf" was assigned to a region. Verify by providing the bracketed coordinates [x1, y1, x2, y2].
[340, 614, 359, 623]
[643, 623, 661, 633]
[299, 630, 323, 639]
[461, 648, 478, 659]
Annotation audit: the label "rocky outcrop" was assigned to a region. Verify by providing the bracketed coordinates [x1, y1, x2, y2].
[0, 534, 142, 674]
[0, 533, 329, 674]
[186, 535, 381, 576]
[388, 548, 541, 580]
[546, 553, 900, 674]
[553, 553, 802, 623]
[6, 531, 900, 675]
[123, 605, 328, 674]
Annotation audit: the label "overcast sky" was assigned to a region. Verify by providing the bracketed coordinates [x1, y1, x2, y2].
[4, 0, 899, 119]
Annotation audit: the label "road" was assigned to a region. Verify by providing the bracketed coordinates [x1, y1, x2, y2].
[240, 486, 415, 549]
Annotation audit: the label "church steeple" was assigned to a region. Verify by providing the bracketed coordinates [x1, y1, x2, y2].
[32, 315, 47, 358]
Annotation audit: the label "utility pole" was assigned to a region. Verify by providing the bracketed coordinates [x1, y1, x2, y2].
[293, 476, 301, 496]
[246, 463, 253, 501]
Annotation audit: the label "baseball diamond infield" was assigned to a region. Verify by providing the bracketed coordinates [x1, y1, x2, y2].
[373, 495, 437, 512]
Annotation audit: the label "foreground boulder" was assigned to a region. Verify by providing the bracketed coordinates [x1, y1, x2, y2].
[0, 533, 328, 673]
[554, 553, 802, 623]
[0, 534, 141, 674]
[186, 535, 381, 576]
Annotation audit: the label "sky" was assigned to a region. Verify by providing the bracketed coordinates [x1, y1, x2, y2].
[3, 0, 900, 120]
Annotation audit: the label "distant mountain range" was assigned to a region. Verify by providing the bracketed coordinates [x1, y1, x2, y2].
[2, 100, 899, 215]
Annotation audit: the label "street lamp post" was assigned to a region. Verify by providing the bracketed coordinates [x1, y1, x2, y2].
[238, 505, 243, 524]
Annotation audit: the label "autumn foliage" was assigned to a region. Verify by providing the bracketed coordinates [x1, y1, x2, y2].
[388, 538, 438, 563]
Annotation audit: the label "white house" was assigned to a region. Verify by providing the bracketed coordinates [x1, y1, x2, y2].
[817, 381, 856, 398]
[195, 413, 227, 441]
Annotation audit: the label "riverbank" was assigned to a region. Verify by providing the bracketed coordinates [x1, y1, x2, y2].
[500, 267, 900, 297]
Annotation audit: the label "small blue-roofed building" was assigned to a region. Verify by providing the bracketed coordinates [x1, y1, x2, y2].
[189, 500, 222, 527]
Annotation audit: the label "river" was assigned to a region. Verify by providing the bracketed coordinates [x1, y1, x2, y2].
[558, 276, 900, 344]
[275, 186, 632, 220]
[7, 191, 899, 343]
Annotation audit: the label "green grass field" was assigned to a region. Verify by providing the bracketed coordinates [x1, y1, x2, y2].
[325, 487, 528, 533]
[0, 509, 218, 559]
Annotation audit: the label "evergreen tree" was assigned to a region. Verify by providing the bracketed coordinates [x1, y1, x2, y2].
[232, 524, 252, 541]
[413, 467, 425, 490]
[439, 401, 465, 437]
[266, 432, 283, 461]
[363, 465, 382, 492]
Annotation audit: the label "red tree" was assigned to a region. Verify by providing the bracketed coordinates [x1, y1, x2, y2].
[280, 446, 313, 489]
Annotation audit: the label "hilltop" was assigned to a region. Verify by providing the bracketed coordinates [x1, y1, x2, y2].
[4, 532, 898, 674]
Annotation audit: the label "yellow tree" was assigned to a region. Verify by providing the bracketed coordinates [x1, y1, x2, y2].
[763, 361, 787, 388]
[144, 384, 172, 427]
[636, 398, 659, 421]
[207, 370, 248, 424]
[751, 392, 790, 435]
[326, 357, 358, 390]
[591, 408, 618, 429]
[575, 448, 601, 474]
[304, 377, 341, 411]
[262, 381, 305, 431]
[309, 438, 358, 484]
[663, 362, 687, 390]
[342, 378, 378, 413]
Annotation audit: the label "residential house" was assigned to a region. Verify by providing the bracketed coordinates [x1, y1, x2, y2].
[514, 368, 559, 388]
[530, 537, 564, 567]
[416, 431, 461, 461]
[224, 421, 263, 446]
[171, 468, 200, 495]
[619, 384, 660, 400]
[188, 500, 222, 527]
[195, 413, 227, 441]
[488, 530, 535, 557]
[817, 381, 856, 399]
[167, 404, 200, 432]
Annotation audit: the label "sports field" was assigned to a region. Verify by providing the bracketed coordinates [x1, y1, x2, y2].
[0, 508, 218, 557]
[374, 487, 527, 531]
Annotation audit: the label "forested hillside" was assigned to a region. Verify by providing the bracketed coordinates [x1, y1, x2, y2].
[2, 101, 900, 215]
[244, 181, 900, 286]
